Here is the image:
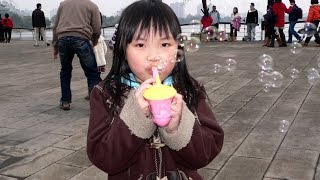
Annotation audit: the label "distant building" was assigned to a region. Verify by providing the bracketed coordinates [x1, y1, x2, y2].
[0, 1, 31, 16]
[50, 8, 57, 19]
[169, 2, 185, 18]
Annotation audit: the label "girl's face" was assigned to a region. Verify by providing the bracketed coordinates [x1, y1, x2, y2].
[126, 26, 178, 83]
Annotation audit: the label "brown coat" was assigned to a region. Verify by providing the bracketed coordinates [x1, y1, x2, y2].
[87, 82, 224, 180]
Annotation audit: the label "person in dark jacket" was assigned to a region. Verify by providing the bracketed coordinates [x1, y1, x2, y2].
[263, 0, 275, 46]
[246, 3, 258, 41]
[287, 0, 302, 43]
[86, 0, 224, 179]
[32, 3, 50, 46]
[0, 14, 4, 43]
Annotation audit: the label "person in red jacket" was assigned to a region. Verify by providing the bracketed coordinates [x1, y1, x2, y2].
[87, 0, 224, 179]
[201, 12, 213, 41]
[2, 13, 13, 43]
[302, 0, 320, 46]
[200, 12, 213, 32]
[271, 0, 292, 47]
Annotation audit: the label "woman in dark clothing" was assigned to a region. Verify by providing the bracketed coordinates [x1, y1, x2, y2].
[0, 14, 5, 43]
[263, 0, 276, 46]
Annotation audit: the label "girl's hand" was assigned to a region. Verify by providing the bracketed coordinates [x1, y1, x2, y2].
[166, 93, 183, 133]
[135, 78, 154, 117]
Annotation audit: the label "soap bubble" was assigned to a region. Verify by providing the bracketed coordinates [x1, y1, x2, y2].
[289, 68, 300, 79]
[301, 22, 317, 37]
[211, 64, 222, 73]
[190, 20, 201, 33]
[307, 75, 320, 86]
[184, 37, 200, 53]
[176, 33, 189, 47]
[217, 31, 227, 41]
[258, 54, 273, 70]
[169, 49, 184, 63]
[224, 58, 237, 72]
[307, 68, 319, 79]
[202, 26, 218, 41]
[307, 69, 320, 86]
[148, 56, 166, 72]
[156, 63, 166, 72]
[263, 83, 272, 92]
[258, 71, 271, 83]
[269, 71, 284, 88]
[289, 42, 302, 54]
[279, 120, 290, 133]
[258, 54, 274, 71]
[307, 68, 320, 86]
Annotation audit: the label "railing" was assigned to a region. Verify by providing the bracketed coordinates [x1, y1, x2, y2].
[11, 21, 307, 41]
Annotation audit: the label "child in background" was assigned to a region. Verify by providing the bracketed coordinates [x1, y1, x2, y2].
[93, 36, 107, 72]
[230, 7, 241, 41]
[200, 12, 213, 32]
[87, 0, 224, 179]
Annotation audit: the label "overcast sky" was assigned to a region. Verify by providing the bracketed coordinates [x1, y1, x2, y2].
[11, 0, 310, 18]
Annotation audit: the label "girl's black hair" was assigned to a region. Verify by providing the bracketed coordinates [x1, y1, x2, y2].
[311, 0, 319, 4]
[233, 7, 238, 14]
[104, 0, 202, 114]
[267, 0, 274, 9]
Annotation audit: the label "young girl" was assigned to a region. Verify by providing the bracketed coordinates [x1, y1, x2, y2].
[230, 7, 241, 41]
[87, 0, 224, 179]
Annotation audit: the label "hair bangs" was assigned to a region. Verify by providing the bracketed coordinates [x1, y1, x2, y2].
[121, 0, 181, 44]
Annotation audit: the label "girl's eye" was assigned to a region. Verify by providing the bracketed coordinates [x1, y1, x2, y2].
[136, 43, 144, 48]
[162, 43, 170, 47]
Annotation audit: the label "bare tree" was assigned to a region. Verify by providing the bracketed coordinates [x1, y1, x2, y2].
[201, 0, 209, 16]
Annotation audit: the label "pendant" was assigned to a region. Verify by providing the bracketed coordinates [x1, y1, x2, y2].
[156, 176, 168, 180]
[150, 134, 165, 149]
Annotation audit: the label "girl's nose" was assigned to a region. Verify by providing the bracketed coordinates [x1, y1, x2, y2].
[147, 56, 161, 62]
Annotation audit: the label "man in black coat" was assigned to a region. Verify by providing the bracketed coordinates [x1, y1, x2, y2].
[0, 14, 4, 43]
[32, 3, 50, 46]
[246, 3, 259, 41]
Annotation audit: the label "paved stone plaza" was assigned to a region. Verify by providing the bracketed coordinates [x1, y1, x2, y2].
[0, 40, 319, 180]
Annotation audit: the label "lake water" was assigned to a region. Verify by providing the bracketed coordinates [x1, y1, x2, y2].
[11, 23, 310, 41]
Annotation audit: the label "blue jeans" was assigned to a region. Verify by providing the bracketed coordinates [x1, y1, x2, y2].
[288, 20, 301, 42]
[58, 36, 101, 103]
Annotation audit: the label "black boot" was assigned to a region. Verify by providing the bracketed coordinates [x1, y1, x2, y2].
[268, 35, 275, 47]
